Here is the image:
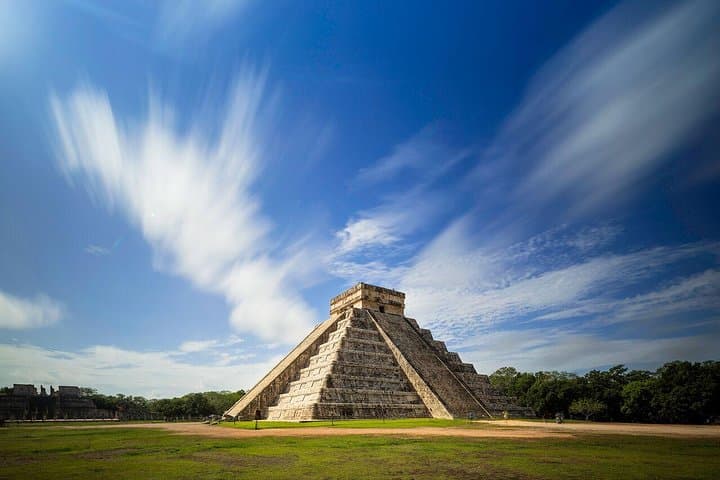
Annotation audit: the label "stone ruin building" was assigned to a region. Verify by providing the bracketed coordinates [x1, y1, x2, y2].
[225, 283, 532, 421]
[0, 384, 112, 421]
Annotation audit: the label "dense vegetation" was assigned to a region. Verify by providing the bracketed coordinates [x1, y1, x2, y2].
[489, 361, 720, 424]
[81, 389, 245, 420]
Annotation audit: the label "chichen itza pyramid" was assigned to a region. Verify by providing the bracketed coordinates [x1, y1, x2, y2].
[225, 283, 531, 420]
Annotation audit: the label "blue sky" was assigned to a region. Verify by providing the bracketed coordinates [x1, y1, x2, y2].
[1, 0, 719, 397]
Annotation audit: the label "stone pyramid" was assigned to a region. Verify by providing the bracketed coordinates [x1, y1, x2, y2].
[225, 283, 531, 420]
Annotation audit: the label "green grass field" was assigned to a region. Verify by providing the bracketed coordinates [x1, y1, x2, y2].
[1, 423, 718, 479]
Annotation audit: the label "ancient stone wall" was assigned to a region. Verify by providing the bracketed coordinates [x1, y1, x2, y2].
[330, 283, 405, 316]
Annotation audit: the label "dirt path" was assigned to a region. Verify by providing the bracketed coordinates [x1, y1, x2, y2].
[55, 420, 720, 439]
[60, 422, 571, 439]
[477, 420, 720, 438]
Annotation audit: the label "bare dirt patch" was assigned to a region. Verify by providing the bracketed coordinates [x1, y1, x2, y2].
[188, 451, 296, 468]
[56, 420, 720, 439]
[477, 420, 720, 438]
[79, 448, 137, 460]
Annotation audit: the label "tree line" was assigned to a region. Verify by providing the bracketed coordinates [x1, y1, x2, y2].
[81, 389, 246, 420]
[489, 361, 720, 424]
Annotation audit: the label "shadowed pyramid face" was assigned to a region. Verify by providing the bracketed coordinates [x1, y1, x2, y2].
[329, 283, 405, 317]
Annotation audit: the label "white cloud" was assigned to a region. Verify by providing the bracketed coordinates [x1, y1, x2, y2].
[85, 244, 110, 256]
[399, 227, 719, 341]
[357, 124, 468, 185]
[0, 290, 64, 329]
[539, 269, 720, 326]
[51, 70, 315, 343]
[154, 0, 252, 51]
[178, 339, 219, 353]
[458, 327, 720, 374]
[336, 215, 402, 255]
[334, 216, 719, 344]
[474, 0, 720, 217]
[334, 189, 446, 257]
[0, 342, 275, 398]
[176, 335, 244, 355]
[334, 125, 466, 260]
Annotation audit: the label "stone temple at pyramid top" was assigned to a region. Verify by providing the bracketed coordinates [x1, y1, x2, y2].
[330, 283, 405, 317]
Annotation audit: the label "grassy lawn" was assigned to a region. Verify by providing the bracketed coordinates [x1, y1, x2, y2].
[1, 424, 718, 479]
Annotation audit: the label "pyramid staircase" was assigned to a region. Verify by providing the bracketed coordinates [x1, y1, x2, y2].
[267, 309, 429, 420]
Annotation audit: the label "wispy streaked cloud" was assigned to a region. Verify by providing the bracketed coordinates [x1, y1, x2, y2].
[333, 125, 467, 263]
[177, 339, 219, 353]
[154, 0, 252, 51]
[177, 335, 244, 354]
[474, 0, 720, 218]
[0, 342, 275, 398]
[459, 327, 720, 374]
[333, 216, 719, 346]
[399, 226, 719, 341]
[85, 244, 110, 256]
[0, 290, 64, 329]
[334, 188, 447, 257]
[50, 69, 316, 343]
[84, 238, 122, 256]
[357, 124, 469, 185]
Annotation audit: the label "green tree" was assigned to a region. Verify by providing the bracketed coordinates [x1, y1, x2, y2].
[651, 361, 718, 423]
[583, 365, 628, 421]
[489, 367, 519, 395]
[184, 393, 211, 417]
[621, 378, 656, 422]
[569, 398, 606, 420]
[524, 371, 579, 417]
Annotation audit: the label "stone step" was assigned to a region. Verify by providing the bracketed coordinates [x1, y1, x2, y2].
[287, 370, 412, 394]
[275, 392, 321, 407]
[298, 352, 404, 380]
[335, 314, 374, 331]
[327, 330, 347, 342]
[327, 361, 408, 379]
[297, 364, 334, 380]
[286, 374, 329, 391]
[282, 383, 324, 398]
[307, 352, 339, 368]
[432, 340, 448, 353]
[333, 349, 394, 365]
[342, 327, 382, 342]
[319, 388, 423, 404]
[340, 337, 392, 354]
[447, 362, 477, 373]
[297, 361, 408, 383]
[325, 374, 409, 390]
[405, 317, 421, 331]
[418, 328, 434, 343]
[268, 402, 430, 421]
[266, 404, 315, 421]
[317, 339, 342, 355]
[443, 352, 462, 364]
[313, 402, 429, 419]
